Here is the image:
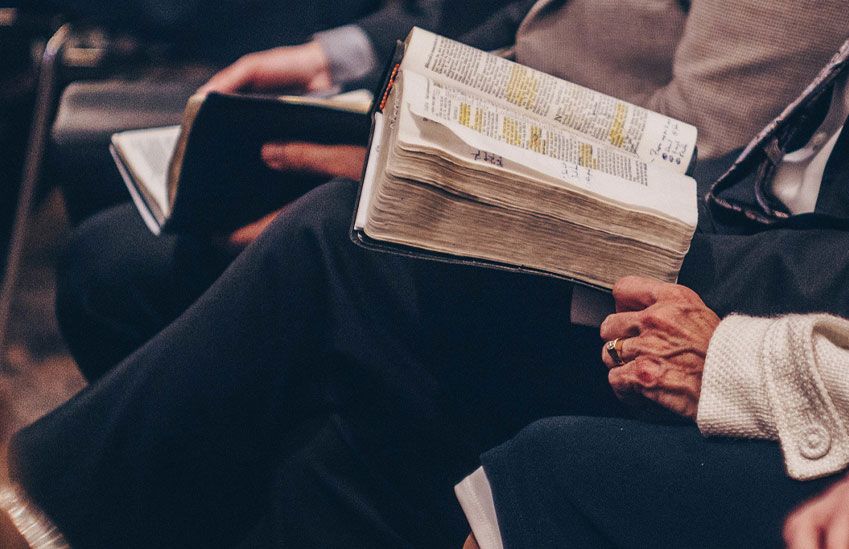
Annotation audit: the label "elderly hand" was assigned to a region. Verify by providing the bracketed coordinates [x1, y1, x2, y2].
[599, 276, 720, 420]
[784, 473, 849, 549]
[198, 41, 332, 94]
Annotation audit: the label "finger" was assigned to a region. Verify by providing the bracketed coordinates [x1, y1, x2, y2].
[199, 62, 254, 94]
[463, 534, 481, 549]
[825, 509, 849, 549]
[611, 276, 668, 312]
[607, 363, 654, 410]
[262, 142, 367, 180]
[784, 517, 823, 549]
[601, 336, 642, 370]
[607, 360, 648, 397]
[608, 357, 696, 416]
[785, 503, 827, 549]
[599, 310, 643, 341]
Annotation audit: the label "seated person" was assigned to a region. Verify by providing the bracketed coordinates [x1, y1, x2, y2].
[32, 0, 382, 65]
[0, 34, 846, 549]
[457, 281, 849, 548]
[56, 0, 849, 381]
[456, 38, 849, 547]
[54, 0, 531, 225]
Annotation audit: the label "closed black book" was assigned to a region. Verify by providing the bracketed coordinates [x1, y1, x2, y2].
[112, 90, 372, 235]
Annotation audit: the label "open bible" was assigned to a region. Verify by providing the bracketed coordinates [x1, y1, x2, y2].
[352, 28, 699, 290]
[111, 90, 372, 234]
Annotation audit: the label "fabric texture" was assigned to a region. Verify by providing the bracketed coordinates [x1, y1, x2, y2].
[480, 417, 839, 549]
[456, 0, 537, 53]
[313, 25, 381, 86]
[21, 180, 625, 547]
[514, 0, 849, 159]
[770, 76, 849, 215]
[55, 204, 232, 381]
[699, 314, 849, 480]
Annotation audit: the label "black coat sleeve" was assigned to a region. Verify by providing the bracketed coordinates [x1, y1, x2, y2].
[356, 0, 444, 67]
[356, 0, 535, 68]
[680, 225, 849, 319]
[457, 0, 536, 51]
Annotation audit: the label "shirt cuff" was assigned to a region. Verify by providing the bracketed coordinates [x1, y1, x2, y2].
[313, 24, 379, 86]
[455, 467, 504, 549]
[697, 314, 778, 440]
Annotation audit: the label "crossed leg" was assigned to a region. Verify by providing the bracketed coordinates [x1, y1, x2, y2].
[7, 179, 622, 547]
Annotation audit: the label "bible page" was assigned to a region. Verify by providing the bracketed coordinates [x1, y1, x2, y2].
[398, 72, 696, 227]
[401, 28, 697, 174]
[111, 125, 180, 218]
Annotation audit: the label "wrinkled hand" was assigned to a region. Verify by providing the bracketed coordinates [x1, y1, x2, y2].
[261, 141, 367, 181]
[599, 276, 720, 420]
[784, 473, 849, 549]
[198, 41, 332, 94]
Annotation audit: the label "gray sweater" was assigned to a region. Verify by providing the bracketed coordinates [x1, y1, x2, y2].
[515, 0, 849, 158]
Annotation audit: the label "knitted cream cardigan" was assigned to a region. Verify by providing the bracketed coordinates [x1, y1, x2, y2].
[698, 314, 849, 480]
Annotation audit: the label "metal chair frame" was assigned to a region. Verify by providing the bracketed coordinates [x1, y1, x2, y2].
[0, 23, 73, 365]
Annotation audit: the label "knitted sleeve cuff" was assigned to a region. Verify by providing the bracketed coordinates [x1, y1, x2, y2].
[697, 314, 778, 440]
[763, 315, 849, 480]
[699, 314, 849, 480]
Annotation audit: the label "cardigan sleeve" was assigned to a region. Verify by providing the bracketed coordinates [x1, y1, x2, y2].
[698, 314, 849, 480]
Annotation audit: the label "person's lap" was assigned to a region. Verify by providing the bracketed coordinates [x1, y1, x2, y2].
[56, 203, 233, 380]
[17, 179, 625, 547]
[39, 153, 829, 546]
[58, 149, 747, 382]
[482, 416, 840, 548]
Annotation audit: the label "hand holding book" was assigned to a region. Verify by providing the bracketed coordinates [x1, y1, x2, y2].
[198, 41, 333, 95]
[223, 142, 367, 250]
[353, 28, 700, 290]
[111, 90, 372, 235]
[261, 142, 367, 181]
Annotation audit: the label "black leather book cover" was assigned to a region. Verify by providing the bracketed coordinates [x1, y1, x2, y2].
[166, 92, 371, 234]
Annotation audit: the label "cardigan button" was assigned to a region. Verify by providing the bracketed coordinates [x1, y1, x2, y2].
[799, 424, 831, 460]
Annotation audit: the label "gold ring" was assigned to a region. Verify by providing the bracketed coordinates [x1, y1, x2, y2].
[605, 338, 625, 366]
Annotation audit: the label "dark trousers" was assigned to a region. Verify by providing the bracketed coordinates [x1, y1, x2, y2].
[17, 179, 624, 548]
[53, 153, 741, 381]
[39, 153, 849, 546]
[55, 204, 233, 380]
[481, 417, 840, 548]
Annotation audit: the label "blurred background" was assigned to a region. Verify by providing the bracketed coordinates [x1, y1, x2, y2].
[1, 5, 84, 431]
[0, 0, 372, 430]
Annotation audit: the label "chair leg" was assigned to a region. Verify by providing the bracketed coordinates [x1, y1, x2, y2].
[0, 24, 72, 369]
